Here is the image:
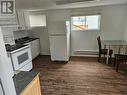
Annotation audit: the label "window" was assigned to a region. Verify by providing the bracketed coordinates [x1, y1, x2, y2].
[71, 15, 100, 31]
[29, 14, 46, 27]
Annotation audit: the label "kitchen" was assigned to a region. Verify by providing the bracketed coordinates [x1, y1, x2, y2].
[0, 0, 70, 94]
[1, 0, 127, 95]
[0, 0, 42, 94]
[0, 23, 41, 94]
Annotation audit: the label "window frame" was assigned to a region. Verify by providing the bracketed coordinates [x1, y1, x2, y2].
[29, 14, 47, 27]
[71, 15, 101, 32]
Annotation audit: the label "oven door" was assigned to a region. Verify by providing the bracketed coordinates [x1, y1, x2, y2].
[11, 47, 32, 70]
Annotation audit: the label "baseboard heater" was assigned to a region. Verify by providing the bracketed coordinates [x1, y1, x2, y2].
[74, 50, 99, 55]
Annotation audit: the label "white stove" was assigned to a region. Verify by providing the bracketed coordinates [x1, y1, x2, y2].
[6, 44, 32, 74]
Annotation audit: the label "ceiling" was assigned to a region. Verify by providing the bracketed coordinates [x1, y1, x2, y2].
[15, 0, 127, 10]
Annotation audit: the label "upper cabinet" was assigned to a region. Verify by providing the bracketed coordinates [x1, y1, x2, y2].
[16, 10, 26, 30]
[16, 10, 47, 29]
[0, 17, 17, 25]
[24, 11, 31, 29]
[16, 10, 30, 30]
[0, 11, 17, 25]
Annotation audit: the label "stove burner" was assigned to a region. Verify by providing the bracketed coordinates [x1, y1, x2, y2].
[5, 44, 27, 52]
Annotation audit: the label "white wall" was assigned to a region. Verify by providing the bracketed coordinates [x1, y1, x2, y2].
[100, 5, 127, 40]
[13, 30, 28, 39]
[1, 27, 18, 45]
[28, 11, 50, 55]
[29, 10, 70, 55]
[71, 4, 127, 56]
[29, 27, 50, 55]
[124, 6, 127, 41]
[124, 22, 127, 41]
[29, 4, 127, 56]
[47, 10, 70, 22]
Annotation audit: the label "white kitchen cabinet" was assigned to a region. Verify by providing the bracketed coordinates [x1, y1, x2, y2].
[31, 39, 40, 60]
[0, 17, 17, 25]
[16, 10, 26, 30]
[25, 39, 40, 60]
[16, 10, 30, 30]
[24, 11, 30, 29]
[0, 10, 17, 25]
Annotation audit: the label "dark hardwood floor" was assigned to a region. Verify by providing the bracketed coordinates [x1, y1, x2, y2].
[32, 55, 127, 95]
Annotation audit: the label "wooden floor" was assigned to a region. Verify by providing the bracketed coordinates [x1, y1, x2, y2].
[33, 56, 127, 95]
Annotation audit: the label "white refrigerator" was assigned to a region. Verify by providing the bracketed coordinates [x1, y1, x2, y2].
[0, 27, 16, 95]
[48, 21, 70, 61]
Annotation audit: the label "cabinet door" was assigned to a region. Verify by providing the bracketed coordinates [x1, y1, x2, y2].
[24, 11, 30, 29]
[16, 10, 26, 30]
[49, 36, 68, 61]
[31, 42, 36, 59]
[33, 39, 40, 56]
[31, 39, 40, 59]
[0, 17, 17, 25]
[20, 75, 41, 95]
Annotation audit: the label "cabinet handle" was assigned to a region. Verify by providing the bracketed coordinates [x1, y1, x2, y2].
[18, 26, 22, 30]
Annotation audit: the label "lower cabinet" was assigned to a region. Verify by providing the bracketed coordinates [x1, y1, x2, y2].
[20, 75, 41, 95]
[25, 39, 40, 60]
[31, 39, 40, 60]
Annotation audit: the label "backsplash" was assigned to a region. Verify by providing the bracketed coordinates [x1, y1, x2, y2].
[2, 27, 29, 45]
[13, 30, 29, 40]
[3, 35, 15, 45]
[2, 27, 18, 45]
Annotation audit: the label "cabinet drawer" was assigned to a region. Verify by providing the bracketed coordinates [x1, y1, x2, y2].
[31, 39, 39, 45]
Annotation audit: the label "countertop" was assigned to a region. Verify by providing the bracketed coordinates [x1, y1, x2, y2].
[13, 71, 39, 95]
[23, 38, 39, 43]
[15, 37, 39, 44]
